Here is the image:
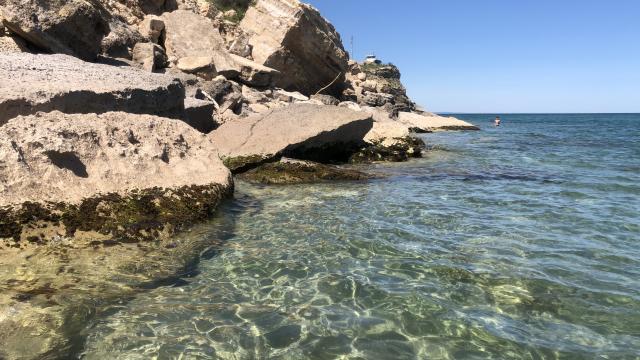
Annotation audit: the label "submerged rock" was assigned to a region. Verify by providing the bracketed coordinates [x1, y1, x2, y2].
[0, 53, 185, 124]
[210, 103, 374, 172]
[239, 158, 372, 184]
[0, 111, 233, 244]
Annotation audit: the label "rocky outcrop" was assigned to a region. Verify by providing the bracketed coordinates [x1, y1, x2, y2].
[0, 111, 233, 244]
[0, 0, 111, 60]
[398, 111, 480, 132]
[210, 103, 374, 172]
[239, 0, 349, 96]
[0, 53, 185, 124]
[347, 61, 415, 113]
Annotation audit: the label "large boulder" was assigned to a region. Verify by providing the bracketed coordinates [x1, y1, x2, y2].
[162, 10, 277, 85]
[239, 0, 349, 96]
[0, 53, 185, 125]
[398, 111, 480, 132]
[0, 111, 233, 244]
[161, 10, 225, 61]
[0, 0, 110, 60]
[210, 103, 373, 172]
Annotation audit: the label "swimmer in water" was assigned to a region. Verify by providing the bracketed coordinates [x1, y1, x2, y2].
[494, 116, 501, 127]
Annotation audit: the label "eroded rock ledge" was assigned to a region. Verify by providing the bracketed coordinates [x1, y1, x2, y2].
[0, 111, 233, 246]
[0, 53, 185, 124]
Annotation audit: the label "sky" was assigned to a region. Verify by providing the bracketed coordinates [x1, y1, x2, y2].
[306, 0, 640, 113]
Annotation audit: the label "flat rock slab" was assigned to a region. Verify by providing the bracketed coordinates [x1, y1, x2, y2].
[0, 53, 185, 125]
[0, 111, 232, 243]
[210, 103, 373, 172]
[398, 112, 480, 131]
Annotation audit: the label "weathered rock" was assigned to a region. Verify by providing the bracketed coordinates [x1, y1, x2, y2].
[311, 94, 340, 106]
[213, 51, 279, 86]
[242, 85, 270, 104]
[0, 0, 110, 60]
[176, 56, 216, 79]
[275, 89, 309, 103]
[352, 106, 425, 163]
[162, 10, 225, 60]
[239, 0, 349, 96]
[239, 158, 372, 184]
[363, 92, 394, 107]
[101, 19, 144, 58]
[138, 14, 165, 43]
[184, 97, 217, 133]
[0, 34, 28, 53]
[132, 42, 167, 71]
[0, 111, 233, 244]
[398, 111, 480, 132]
[210, 103, 374, 172]
[0, 53, 185, 124]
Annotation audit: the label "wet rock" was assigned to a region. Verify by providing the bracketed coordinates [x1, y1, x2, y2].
[210, 103, 374, 172]
[0, 0, 110, 60]
[239, 0, 349, 96]
[0, 111, 233, 244]
[0, 53, 185, 124]
[239, 158, 372, 184]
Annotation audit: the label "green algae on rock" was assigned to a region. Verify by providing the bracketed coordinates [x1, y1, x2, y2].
[0, 184, 233, 246]
[350, 136, 425, 163]
[238, 159, 373, 184]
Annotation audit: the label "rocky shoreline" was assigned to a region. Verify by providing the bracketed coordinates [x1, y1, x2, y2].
[0, 0, 478, 358]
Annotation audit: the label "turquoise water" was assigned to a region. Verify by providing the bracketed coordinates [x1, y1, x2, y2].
[82, 114, 640, 359]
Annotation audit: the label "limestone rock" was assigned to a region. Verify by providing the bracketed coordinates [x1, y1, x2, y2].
[398, 111, 480, 132]
[138, 14, 165, 43]
[0, 111, 233, 243]
[184, 97, 217, 133]
[132, 42, 167, 71]
[161, 10, 225, 60]
[101, 18, 144, 58]
[210, 103, 374, 172]
[239, 0, 349, 96]
[0, 34, 28, 53]
[213, 52, 279, 87]
[311, 94, 340, 106]
[176, 56, 216, 79]
[275, 89, 309, 103]
[0, 53, 185, 124]
[0, 0, 110, 60]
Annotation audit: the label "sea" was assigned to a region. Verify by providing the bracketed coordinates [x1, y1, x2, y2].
[79, 114, 640, 359]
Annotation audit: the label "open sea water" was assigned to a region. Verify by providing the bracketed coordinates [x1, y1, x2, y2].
[81, 114, 640, 359]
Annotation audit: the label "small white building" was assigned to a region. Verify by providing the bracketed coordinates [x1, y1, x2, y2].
[364, 54, 382, 65]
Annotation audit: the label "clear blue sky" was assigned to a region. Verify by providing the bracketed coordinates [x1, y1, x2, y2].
[306, 0, 640, 113]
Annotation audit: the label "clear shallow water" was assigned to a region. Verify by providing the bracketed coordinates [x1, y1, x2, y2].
[82, 114, 640, 359]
